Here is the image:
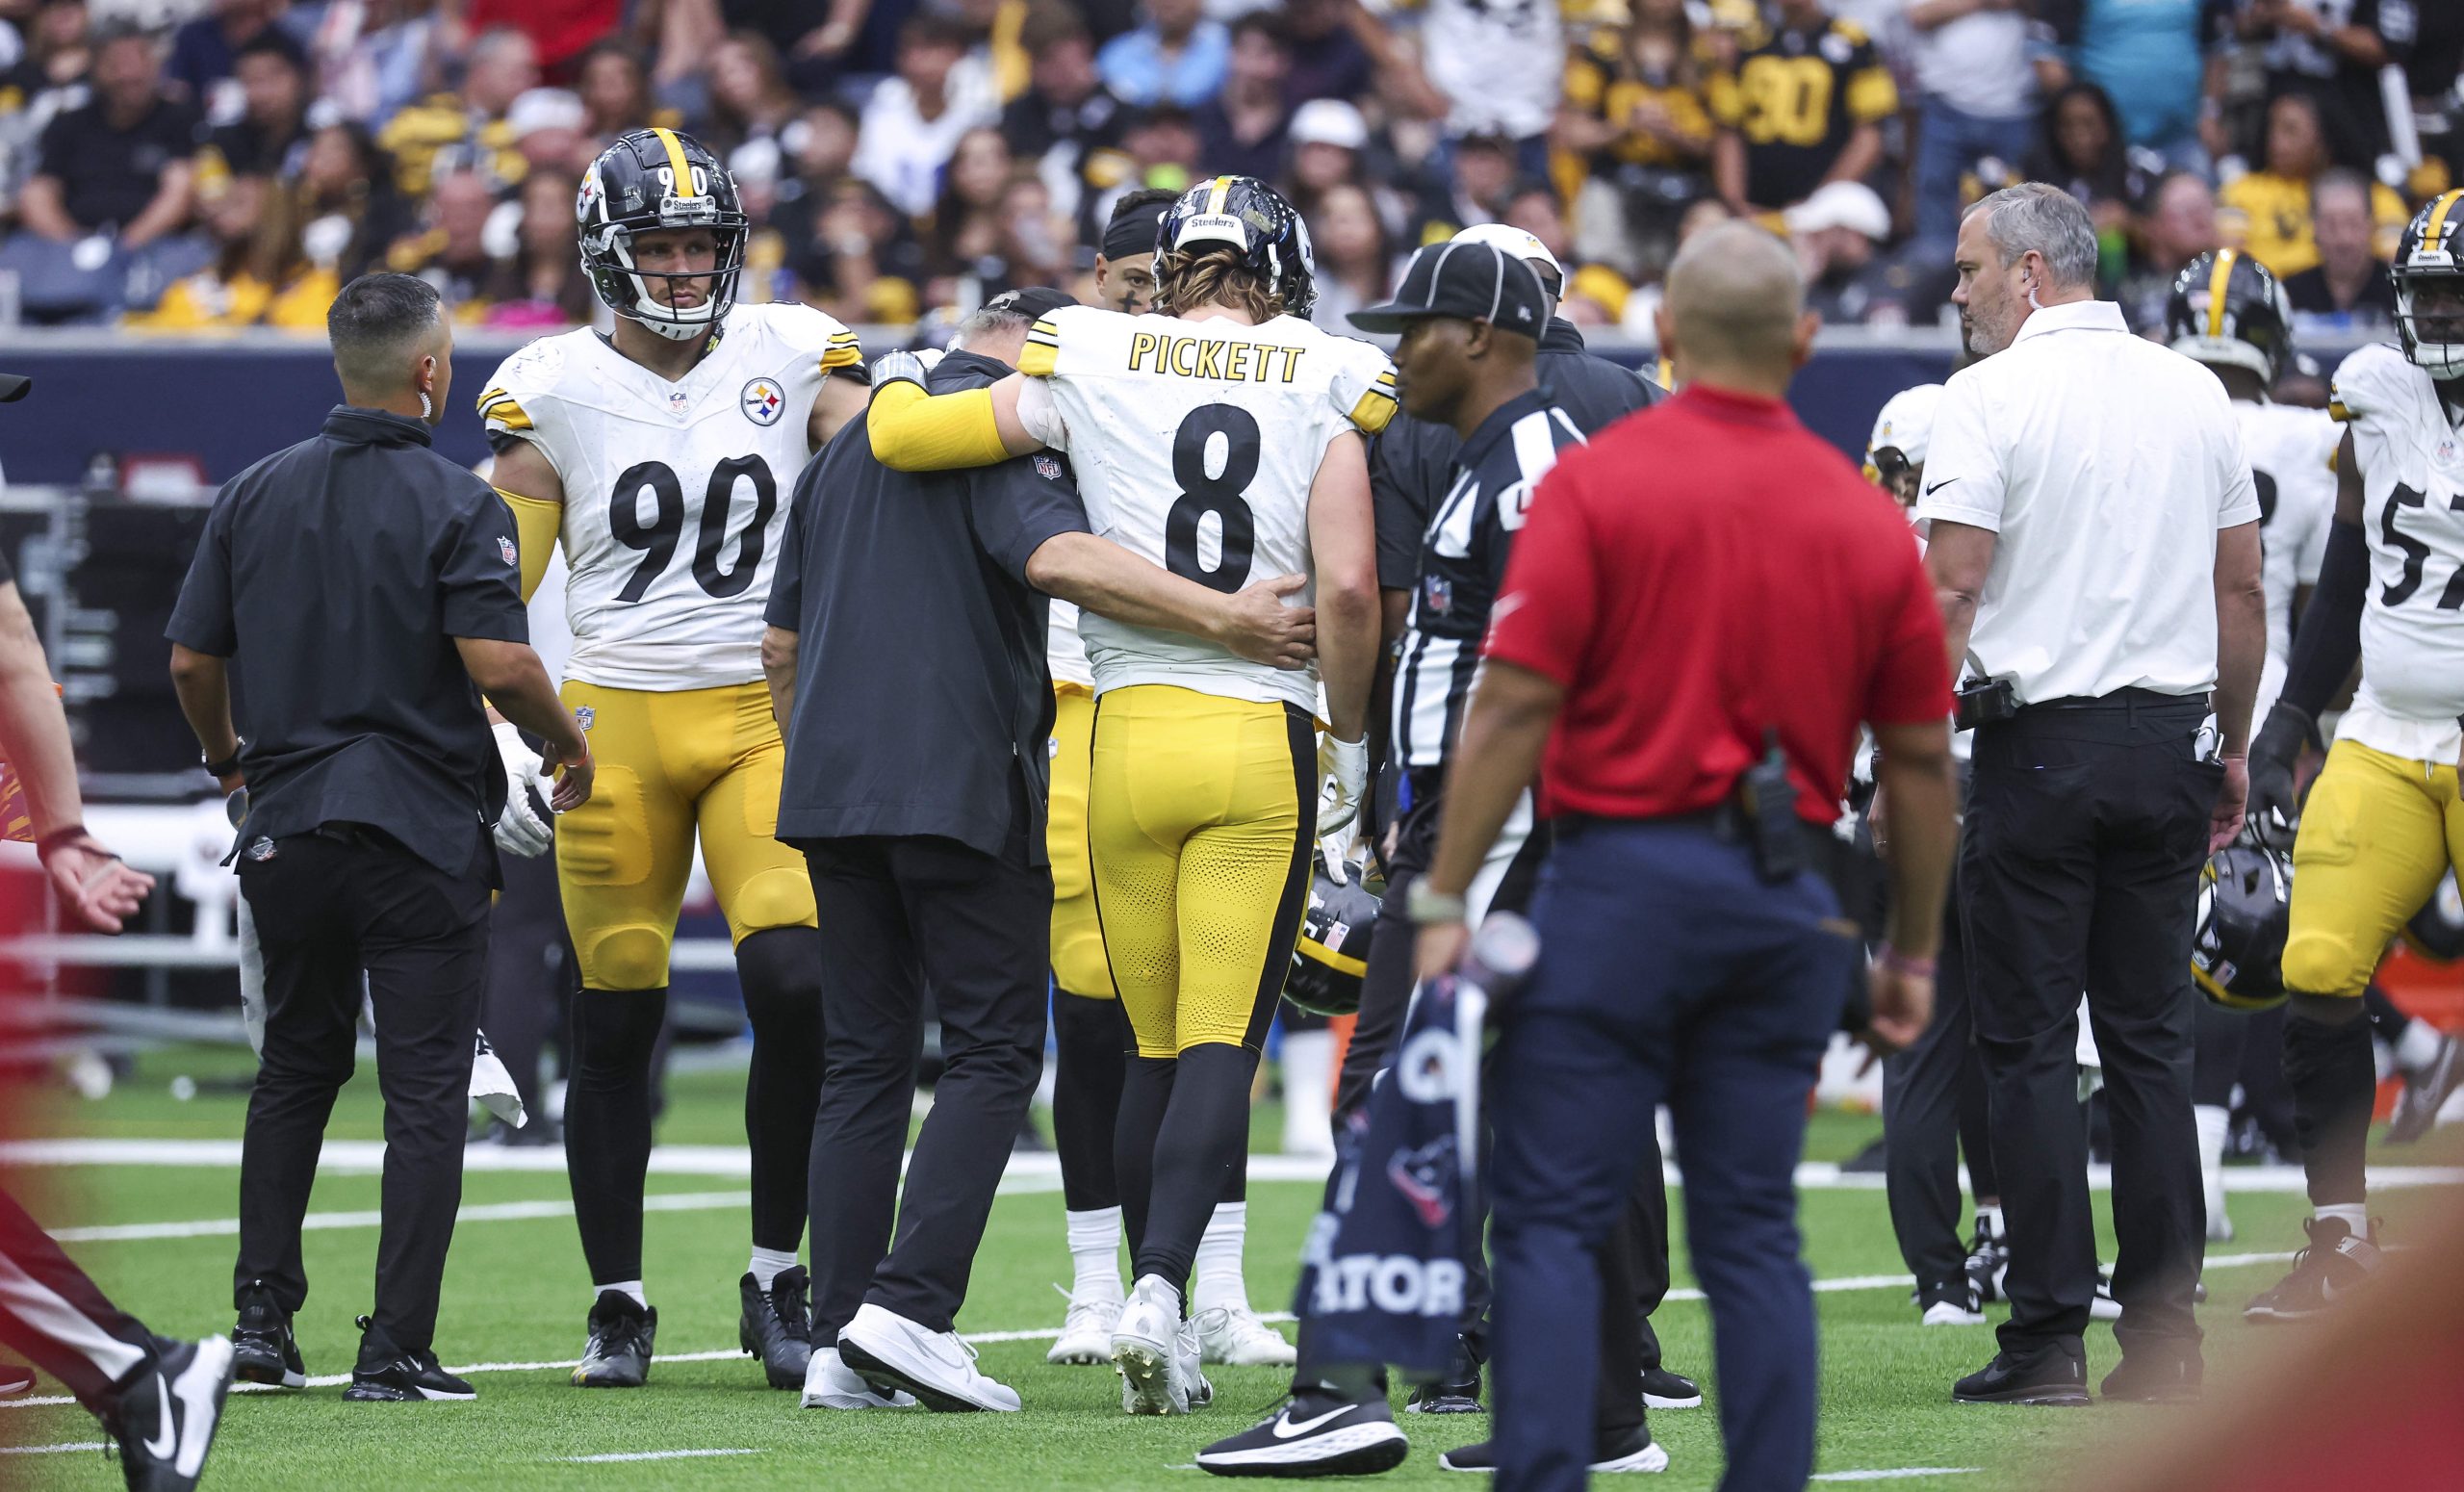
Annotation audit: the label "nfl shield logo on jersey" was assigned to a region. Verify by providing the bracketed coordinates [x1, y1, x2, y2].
[741, 378, 785, 426]
[575, 707, 595, 733]
[666, 389, 691, 420]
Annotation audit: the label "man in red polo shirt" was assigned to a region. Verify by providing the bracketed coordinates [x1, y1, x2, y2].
[1411, 220, 1959, 1492]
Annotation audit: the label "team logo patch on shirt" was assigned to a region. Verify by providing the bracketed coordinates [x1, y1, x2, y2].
[499, 535, 518, 566]
[1034, 454, 1063, 481]
[741, 378, 785, 426]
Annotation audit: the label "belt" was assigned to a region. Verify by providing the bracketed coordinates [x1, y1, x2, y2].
[1561, 802, 1767, 843]
[2019, 687, 2206, 713]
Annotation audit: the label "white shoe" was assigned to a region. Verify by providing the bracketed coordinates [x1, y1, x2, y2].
[1920, 1298, 1987, 1326]
[1195, 1304, 1297, 1367]
[1112, 1277, 1190, 1415]
[800, 1347, 915, 1410]
[836, 1304, 1019, 1413]
[1046, 1287, 1122, 1366]
[1175, 1315, 1214, 1410]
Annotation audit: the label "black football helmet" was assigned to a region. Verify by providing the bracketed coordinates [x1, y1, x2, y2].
[2192, 840, 2293, 1013]
[2392, 188, 2464, 380]
[1157, 174, 1318, 320]
[578, 127, 748, 342]
[2167, 247, 2295, 385]
[1285, 862, 1379, 1017]
[2402, 871, 2464, 964]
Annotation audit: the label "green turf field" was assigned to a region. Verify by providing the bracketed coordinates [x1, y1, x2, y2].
[3, 1043, 2455, 1490]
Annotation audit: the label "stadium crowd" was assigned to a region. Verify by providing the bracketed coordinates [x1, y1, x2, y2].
[0, 0, 2458, 336]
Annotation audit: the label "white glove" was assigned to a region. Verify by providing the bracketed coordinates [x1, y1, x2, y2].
[1318, 733, 1369, 837]
[1319, 822, 1359, 884]
[492, 721, 552, 859]
[470, 1030, 526, 1128]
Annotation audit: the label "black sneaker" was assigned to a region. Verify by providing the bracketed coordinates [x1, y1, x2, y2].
[1964, 1217, 2009, 1305]
[1406, 1376, 1485, 1414]
[739, 1268, 814, 1390]
[574, 1290, 657, 1387]
[343, 1317, 475, 1402]
[230, 1278, 305, 1390]
[1195, 1386, 1409, 1478]
[2244, 1217, 2382, 1324]
[2098, 1351, 2202, 1404]
[104, 1336, 235, 1492]
[1438, 1425, 1670, 1474]
[1641, 1365, 1702, 1408]
[1952, 1347, 2088, 1406]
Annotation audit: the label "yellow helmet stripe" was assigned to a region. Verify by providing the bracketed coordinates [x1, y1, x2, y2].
[1206, 174, 1230, 217]
[2205, 247, 2237, 340]
[2425, 188, 2464, 256]
[650, 127, 699, 199]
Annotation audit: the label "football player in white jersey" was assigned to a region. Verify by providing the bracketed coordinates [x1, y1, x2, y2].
[480, 128, 868, 1390]
[1041, 187, 1297, 1373]
[2242, 191, 2464, 1322]
[867, 174, 1388, 1414]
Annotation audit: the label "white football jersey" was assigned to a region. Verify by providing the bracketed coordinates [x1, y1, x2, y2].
[1048, 600, 1094, 691]
[480, 303, 860, 691]
[2326, 343, 2464, 762]
[1015, 305, 1397, 710]
[2235, 399, 2338, 715]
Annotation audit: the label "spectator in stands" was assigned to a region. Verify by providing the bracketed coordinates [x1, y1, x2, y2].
[1560, 0, 1716, 278]
[1002, 8, 1127, 226]
[1282, 0, 1373, 106]
[377, 24, 536, 198]
[791, 178, 926, 324]
[2281, 167, 2399, 323]
[2217, 90, 2408, 278]
[1410, 129, 1514, 243]
[1080, 101, 1201, 234]
[998, 171, 1075, 287]
[305, 0, 441, 127]
[1708, 0, 1898, 218]
[3, 23, 200, 322]
[2115, 167, 2220, 330]
[702, 31, 803, 192]
[1195, 13, 1293, 184]
[1419, 0, 1569, 174]
[1786, 178, 1895, 322]
[465, 0, 621, 85]
[924, 127, 1020, 287]
[768, 97, 861, 261]
[167, 0, 303, 109]
[2033, 0, 2232, 170]
[855, 15, 999, 219]
[1903, 0, 2037, 259]
[384, 167, 498, 316]
[131, 170, 338, 330]
[482, 167, 596, 327]
[196, 31, 312, 192]
[291, 120, 410, 286]
[1305, 181, 1393, 329]
[1, 0, 92, 116]
[2022, 81, 2149, 235]
[2232, 0, 2417, 165]
[574, 37, 661, 147]
[721, 0, 878, 94]
[504, 88, 588, 181]
[1502, 176, 1631, 324]
[1095, 0, 1228, 109]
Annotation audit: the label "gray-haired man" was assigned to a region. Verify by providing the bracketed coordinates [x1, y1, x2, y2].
[1918, 184, 2268, 1406]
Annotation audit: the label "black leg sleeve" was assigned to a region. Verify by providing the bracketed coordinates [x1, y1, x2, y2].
[737, 927, 827, 1256]
[2192, 998, 2248, 1108]
[1116, 1055, 1175, 1264]
[563, 987, 669, 1286]
[1129, 1042, 1256, 1295]
[1052, 990, 1130, 1213]
[2285, 1003, 2375, 1209]
[2360, 983, 2415, 1049]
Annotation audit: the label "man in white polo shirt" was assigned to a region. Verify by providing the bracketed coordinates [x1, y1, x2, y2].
[1916, 183, 2268, 1408]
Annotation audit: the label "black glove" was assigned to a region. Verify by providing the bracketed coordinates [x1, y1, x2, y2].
[2247, 700, 2317, 835]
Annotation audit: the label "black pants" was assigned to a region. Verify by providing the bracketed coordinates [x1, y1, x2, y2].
[234, 828, 491, 1353]
[0, 1188, 156, 1413]
[1883, 853, 1999, 1289]
[1963, 696, 2218, 1358]
[801, 830, 1048, 1339]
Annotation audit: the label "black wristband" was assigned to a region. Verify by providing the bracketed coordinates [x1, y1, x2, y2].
[35, 825, 96, 864]
[203, 744, 243, 779]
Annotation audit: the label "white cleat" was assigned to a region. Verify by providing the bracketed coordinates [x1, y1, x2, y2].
[1175, 1315, 1214, 1411]
[837, 1304, 1019, 1413]
[1112, 1278, 1190, 1415]
[1046, 1288, 1122, 1366]
[800, 1347, 915, 1410]
[1195, 1304, 1298, 1367]
[1920, 1298, 1987, 1327]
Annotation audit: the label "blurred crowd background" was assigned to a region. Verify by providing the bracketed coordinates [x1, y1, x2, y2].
[0, 0, 2456, 340]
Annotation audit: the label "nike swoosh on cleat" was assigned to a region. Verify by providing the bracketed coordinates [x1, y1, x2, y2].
[141, 1376, 175, 1459]
[1271, 1405, 1357, 1439]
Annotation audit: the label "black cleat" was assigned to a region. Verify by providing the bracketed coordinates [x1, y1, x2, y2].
[1439, 1423, 1671, 1474]
[1953, 1347, 2088, 1406]
[739, 1268, 814, 1390]
[1196, 1387, 1408, 1478]
[343, 1317, 475, 1402]
[574, 1290, 657, 1388]
[230, 1279, 305, 1390]
[2098, 1351, 2202, 1404]
[1406, 1376, 1485, 1415]
[2244, 1216, 2382, 1323]
[1641, 1365, 1703, 1408]
[105, 1335, 235, 1492]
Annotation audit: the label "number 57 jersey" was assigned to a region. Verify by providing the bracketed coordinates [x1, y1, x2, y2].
[1015, 305, 1397, 710]
[480, 302, 860, 691]
[2329, 341, 2464, 763]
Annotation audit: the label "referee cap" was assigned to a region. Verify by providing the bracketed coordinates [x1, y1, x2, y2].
[1348, 242, 1546, 338]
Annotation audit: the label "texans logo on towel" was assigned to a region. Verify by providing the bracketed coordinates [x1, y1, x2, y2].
[1385, 1138, 1457, 1229]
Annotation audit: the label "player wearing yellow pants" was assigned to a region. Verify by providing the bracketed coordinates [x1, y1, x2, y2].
[2280, 742, 2464, 1001]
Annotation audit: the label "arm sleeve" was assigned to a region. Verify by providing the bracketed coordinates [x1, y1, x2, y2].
[765, 476, 808, 631]
[865, 380, 1019, 471]
[2275, 518, 2368, 718]
[1910, 374, 2006, 532]
[495, 488, 559, 604]
[165, 490, 238, 656]
[1480, 466, 1603, 686]
[1864, 541, 1954, 726]
[439, 482, 530, 643]
[974, 458, 1092, 583]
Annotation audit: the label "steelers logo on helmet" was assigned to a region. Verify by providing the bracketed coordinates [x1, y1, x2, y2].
[1156, 175, 1319, 320]
[2392, 188, 2464, 380]
[2166, 248, 2295, 385]
[1285, 862, 1379, 1017]
[2192, 840, 2293, 1013]
[578, 127, 749, 344]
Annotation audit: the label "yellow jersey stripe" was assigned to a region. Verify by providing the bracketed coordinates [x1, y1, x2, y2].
[486, 402, 534, 431]
[819, 339, 861, 372]
[2204, 248, 2236, 340]
[2426, 189, 2464, 254]
[2328, 399, 2351, 423]
[1019, 339, 1059, 377]
[651, 127, 698, 197]
[1347, 385, 1398, 435]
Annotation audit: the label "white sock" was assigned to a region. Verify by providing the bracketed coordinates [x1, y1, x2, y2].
[1065, 1206, 1124, 1304]
[1279, 1031, 1336, 1152]
[1975, 1204, 2003, 1240]
[2315, 1202, 2369, 1236]
[2194, 1104, 2229, 1221]
[749, 1247, 798, 1292]
[1193, 1201, 1249, 1316]
[2394, 1017, 2443, 1076]
[599, 1279, 648, 1309]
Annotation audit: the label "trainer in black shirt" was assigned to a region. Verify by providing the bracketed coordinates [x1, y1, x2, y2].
[760, 289, 1313, 1410]
[167, 273, 590, 1402]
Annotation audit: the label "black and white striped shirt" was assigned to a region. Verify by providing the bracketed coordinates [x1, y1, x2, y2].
[1392, 389, 1586, 769]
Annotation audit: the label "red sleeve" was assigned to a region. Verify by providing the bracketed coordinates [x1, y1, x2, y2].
[1481, 461, 1601, 685]
[1863, 530, 1953, 726]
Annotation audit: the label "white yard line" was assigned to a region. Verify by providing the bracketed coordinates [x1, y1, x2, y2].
[1811, 1470, 1983, 1482]
[53, 1191, 753, 1244]
[0, 1441, 106, 1454]
[555, 1449, 762, 1464]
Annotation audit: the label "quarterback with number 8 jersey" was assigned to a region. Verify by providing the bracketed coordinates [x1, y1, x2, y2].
[481, 127, 869, 1397]
[866, 174, 1387, 1416]
[2242, 189, 2464, 1325]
